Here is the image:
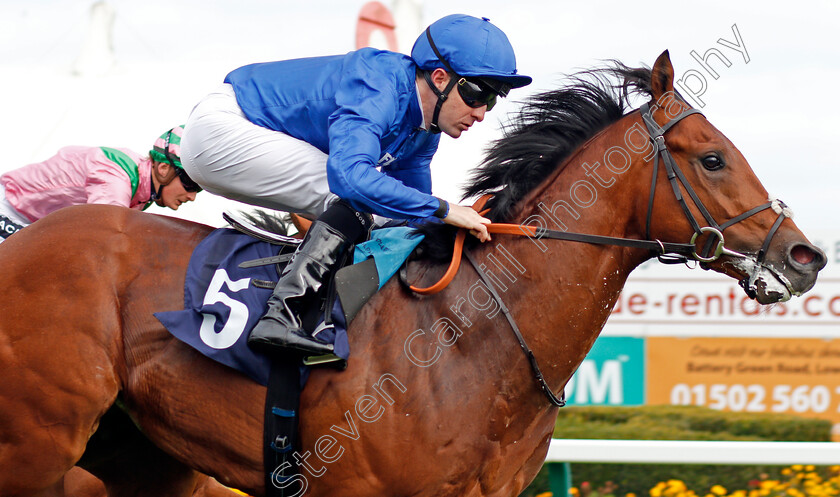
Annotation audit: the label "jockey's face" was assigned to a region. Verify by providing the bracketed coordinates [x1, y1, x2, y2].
[437, 72, 487, 139]
[152, 162, 198, 210]
[157, 175, 198, 210]
[422, 69, 487, 139]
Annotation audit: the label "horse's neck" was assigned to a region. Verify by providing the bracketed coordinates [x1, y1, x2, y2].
[485, 122, 650, 399]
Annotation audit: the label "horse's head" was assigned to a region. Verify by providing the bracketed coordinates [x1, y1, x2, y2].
[428, 51, 824, 304]
[643, 50, 825, 303]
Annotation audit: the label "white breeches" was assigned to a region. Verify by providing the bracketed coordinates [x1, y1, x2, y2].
[180, 84, 338, 216]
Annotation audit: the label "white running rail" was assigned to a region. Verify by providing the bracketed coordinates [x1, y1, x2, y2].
[546, 439, 840, 465]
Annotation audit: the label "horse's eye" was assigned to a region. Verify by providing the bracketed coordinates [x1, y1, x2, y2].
[702, 154, 724, 171]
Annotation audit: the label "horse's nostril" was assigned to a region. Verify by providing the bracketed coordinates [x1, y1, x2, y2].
[791, 245, 815, 265]
[789, 243, 826, 269]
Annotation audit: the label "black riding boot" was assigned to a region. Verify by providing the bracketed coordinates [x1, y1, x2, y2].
[248, 221, 351, 355]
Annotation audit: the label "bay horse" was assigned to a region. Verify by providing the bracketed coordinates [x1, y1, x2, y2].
[0, 51, 824, 497]
[63, 468, 240, 497]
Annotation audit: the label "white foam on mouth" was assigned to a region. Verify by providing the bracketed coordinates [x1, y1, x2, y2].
[728, 257, 794, 302]
[715, 196, 799, 303]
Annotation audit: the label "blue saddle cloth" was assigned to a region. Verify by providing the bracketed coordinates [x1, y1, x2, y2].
[156, 226, 422, 386]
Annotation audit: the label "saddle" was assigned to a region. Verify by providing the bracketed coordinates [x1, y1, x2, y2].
[226, 211, 415, 327]
[224, 211, 377, 352]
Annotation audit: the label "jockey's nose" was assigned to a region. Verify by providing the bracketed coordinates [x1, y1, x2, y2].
[472, 105, 486, 122]
[187, 192, 197, 201]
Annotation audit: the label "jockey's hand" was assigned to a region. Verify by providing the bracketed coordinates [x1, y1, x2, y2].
[442, 203, 491, 242]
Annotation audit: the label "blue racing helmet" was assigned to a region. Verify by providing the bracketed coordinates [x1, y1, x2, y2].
[412, 14, 530, 133]
[411, 14, 532, 93]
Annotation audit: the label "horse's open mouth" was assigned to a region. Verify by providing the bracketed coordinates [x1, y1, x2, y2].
[751, 270, 793, 304]
[726, 257, 793, 304]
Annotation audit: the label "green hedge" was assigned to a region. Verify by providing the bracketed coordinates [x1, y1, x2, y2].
[520, 405, 832, 497]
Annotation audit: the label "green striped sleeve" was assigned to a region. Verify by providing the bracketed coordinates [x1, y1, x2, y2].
[100, 147, 140, 198]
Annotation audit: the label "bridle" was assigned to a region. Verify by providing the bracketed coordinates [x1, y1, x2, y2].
[636, 101, 791, 298]
[404, 99, 793, 407]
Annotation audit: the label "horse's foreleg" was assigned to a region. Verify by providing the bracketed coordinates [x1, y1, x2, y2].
[87, 438, 203, 497]
[78, 404, 203, 497]
[63, 467, 107, 497]
[24, 481, 65, 497]
[192, 477, 247, 497]
[64, 467, 242, 497]
[120, 342, 265, 494]
[0, 342, 120, 496]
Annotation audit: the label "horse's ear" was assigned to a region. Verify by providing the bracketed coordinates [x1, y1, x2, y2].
[650, 50, 675, 100]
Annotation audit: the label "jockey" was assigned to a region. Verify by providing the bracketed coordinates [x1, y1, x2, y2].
[180, 14, 531, 357]
[0, 126, 202, 243]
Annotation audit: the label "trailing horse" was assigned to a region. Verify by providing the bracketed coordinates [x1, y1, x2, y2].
[0, 52, 824, 497]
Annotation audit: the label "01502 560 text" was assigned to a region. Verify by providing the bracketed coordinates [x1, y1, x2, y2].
[670, 383, 840, 415]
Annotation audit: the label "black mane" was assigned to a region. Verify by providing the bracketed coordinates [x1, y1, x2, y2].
[417, 61, 654, 261]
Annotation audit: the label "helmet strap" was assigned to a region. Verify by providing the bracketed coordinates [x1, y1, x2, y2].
[422, 26, 462, 134]
[423, 70, 457, 134]
[148, 183, 164, 206]
[149, 161, 175, 206]
[425, 27, 457, 73]
[150, 180, 166, 206]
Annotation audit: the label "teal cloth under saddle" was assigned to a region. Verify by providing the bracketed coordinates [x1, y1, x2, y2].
[353, 226, 423, 289]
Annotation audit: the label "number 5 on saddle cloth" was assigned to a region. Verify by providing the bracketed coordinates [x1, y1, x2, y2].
[154, 212, 422, 496]
[155, 212, 423, 384]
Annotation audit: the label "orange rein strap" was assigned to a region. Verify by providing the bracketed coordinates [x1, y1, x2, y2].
[408, 194, 537, 295]
[406, 188, 710, 295]
[408, 223, 537, 295]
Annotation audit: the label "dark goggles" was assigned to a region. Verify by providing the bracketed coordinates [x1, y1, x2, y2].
[163, 130, 202, 193]
[176, 167, 202, 193]
[456, 77, 499, 110]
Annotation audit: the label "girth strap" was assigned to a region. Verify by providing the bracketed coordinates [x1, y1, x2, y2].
[263, 354, 303, 496]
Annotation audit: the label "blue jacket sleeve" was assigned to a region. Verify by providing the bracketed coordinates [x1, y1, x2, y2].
[385, 129, 438, 194]
[326, 58, 440, 220]
[387, 166, 432, 195]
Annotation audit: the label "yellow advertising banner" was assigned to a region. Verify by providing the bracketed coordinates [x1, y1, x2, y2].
[647, 337, 840, 440]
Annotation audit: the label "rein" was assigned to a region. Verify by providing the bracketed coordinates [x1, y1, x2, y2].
[409, 103, 790, 296]
[402, 100, 792, 406]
